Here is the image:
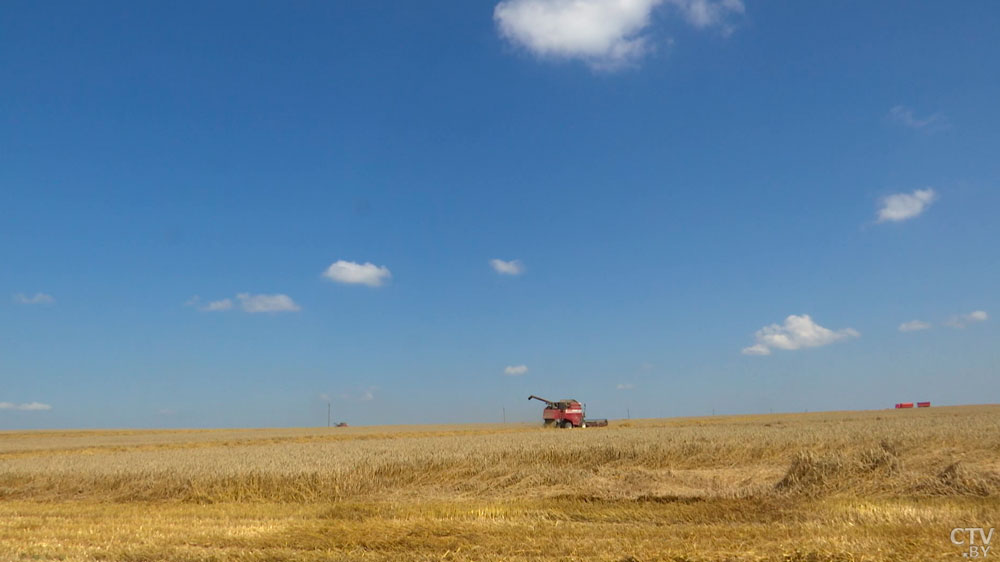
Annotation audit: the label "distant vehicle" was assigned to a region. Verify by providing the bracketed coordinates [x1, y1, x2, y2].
[528, 395, 608, 428]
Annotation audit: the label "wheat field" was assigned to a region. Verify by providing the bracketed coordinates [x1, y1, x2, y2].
[1, 405, 998, 561]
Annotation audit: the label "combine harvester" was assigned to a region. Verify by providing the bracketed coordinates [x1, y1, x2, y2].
[528, 395, 608, 428]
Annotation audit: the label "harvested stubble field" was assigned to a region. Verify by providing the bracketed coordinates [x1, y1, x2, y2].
[1, 406, 998, 561]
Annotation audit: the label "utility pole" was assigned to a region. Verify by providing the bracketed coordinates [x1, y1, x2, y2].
[627, 408, 631, 420]
[327, 402, 331, 427]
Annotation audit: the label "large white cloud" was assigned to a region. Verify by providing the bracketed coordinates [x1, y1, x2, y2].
[877, 188, 936, 223]
[236, 293, 301, 313]
[490, 258, 525, 275]
[323, 260, 392, 287]
[742, 314, 859, 356]
[0, 402, 52, 411]
[13, 293, 54, 305]
[493, 0, 743, 69]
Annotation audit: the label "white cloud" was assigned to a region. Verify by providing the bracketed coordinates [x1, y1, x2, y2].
[742, 314, 859, 356]
[504, 364, 529, 376]
[945, 310, 988, 329]
[0, 402, 52, 411]
[189, 294, 298, 313]
[490, 258, 525, 276]
[968, 310, 988, 322]
[898, 320, 931, 332]
[877, 188, 936, 223]
[888, 105, 947, 131]
[236, 293, 301, 313]
[202, 298, 233, 311]
[616, 383, 635, 390]
[13, 293, 54, 305]
[668, 0, 745, 29]
[493, 0, 743, 70]
[339, 387, 378, 402]
[323, 260, 392, 287]
[740, 343, 771, 356]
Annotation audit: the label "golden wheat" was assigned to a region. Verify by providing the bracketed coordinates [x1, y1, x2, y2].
[1, 405, 997, 561]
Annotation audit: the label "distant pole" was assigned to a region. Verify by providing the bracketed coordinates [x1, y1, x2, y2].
[502, 407, 506, 424]
[712, 408, 715, 416]
[327, 403, 331, 427]
[627, 408, 631, 420]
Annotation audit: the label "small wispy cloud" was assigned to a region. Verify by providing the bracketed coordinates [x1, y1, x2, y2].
[668, 0, 746, 30]
[877, 188, 936, 223]
[945, 310, 988, 329]
[741, 344, 771, 356]
[888, 105, 948, 131]
[323, 260, 392, 287]
[339, 387, 378, 402]
[493, 0, 744, 70]
[201, 298, 234, 311]
[504, 364, 529, 376]
[490, 259, 525, 276]
[13, 293, 55, 305]
[236, 293, 300, 313]
[742, 314, 859, 356]
[185, 295, 234, 311]
[187, 294, 299, 313]
[898, 320, 931, 332]
[616, 383, 635, 390]
[0, 402, 52, 411]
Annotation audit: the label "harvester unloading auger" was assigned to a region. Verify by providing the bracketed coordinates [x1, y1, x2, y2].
[528, 395, 608, 428]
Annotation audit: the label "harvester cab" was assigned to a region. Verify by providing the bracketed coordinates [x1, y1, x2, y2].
[528, 395, 608, 428]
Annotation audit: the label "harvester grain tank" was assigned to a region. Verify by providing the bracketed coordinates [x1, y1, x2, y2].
[528, 395, 608, 428]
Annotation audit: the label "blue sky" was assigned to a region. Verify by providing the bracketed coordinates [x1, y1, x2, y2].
[2, 1, 998, 429]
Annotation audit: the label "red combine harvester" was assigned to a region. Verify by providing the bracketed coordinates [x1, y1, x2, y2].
[528, 395, 608, 428]
[894, 402, 931, 408]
